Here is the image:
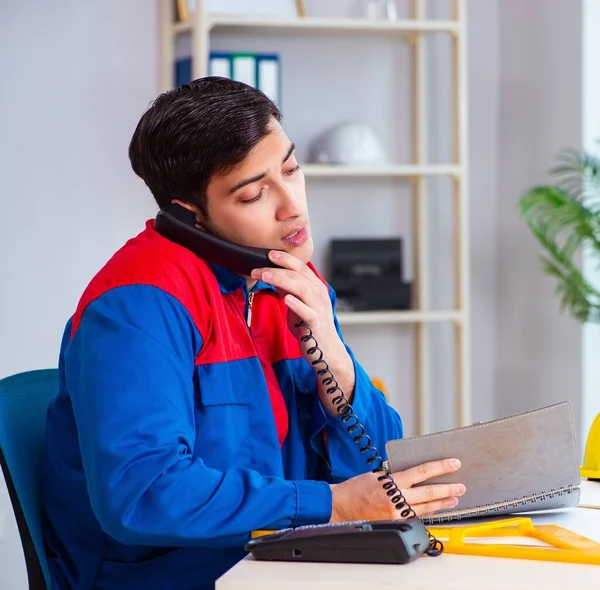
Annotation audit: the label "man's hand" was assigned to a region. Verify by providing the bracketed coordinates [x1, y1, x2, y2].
[251, 250, 355, 415]
[329, 458, 465, 523]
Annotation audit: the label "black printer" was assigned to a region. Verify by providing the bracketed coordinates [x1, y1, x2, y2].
[328, 238, 411, 312]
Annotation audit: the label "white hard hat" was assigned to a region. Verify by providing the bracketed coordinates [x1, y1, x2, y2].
[308, 121, 387, 165]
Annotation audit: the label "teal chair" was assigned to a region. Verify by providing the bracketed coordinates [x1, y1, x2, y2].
[0, 369, 58, 590]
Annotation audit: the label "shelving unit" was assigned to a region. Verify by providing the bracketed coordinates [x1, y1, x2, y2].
[158, 0, 471, 434]
[301, 164, 463, 178]
[172, 15, 460, 36]
[337, 310, 463, 326]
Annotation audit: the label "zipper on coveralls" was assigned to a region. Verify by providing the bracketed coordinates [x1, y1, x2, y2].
[246, 291, 254, 329]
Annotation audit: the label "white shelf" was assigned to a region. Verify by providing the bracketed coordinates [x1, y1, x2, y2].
[336, 310, 463, 326]
[173, 16, 460, 36]
[301, 164, 462, 178]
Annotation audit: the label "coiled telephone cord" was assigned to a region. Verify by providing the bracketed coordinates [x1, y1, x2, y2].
[295, 320, 444, 557]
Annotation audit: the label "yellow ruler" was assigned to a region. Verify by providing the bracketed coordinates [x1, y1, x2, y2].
[251, 529, 278, 539]
[429, 517, 600, 565]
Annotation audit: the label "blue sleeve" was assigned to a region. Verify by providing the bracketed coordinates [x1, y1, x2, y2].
[310, 286, 404, 484]
[65, 285, 331, 548]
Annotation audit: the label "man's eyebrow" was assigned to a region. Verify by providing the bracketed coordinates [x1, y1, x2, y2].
[228, 142, 296, 195]
[282, 142, 295, 164]
[228, 172, 267, 195]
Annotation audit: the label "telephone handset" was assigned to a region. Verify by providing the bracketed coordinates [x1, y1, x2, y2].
[154, 203, 284, 276]
[154, 203, 444, 564]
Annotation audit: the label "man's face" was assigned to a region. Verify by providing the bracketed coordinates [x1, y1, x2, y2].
[203, 119, 313, 264]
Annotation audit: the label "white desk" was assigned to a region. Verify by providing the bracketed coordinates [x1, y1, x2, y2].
[217, 480, 600, 590]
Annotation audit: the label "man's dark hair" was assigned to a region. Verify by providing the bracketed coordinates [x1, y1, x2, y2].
[128, 77, 282, 218]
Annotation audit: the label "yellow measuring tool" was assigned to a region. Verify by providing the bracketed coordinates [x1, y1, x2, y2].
[429, 517, 600, 565]
[251, 529, 278, 539]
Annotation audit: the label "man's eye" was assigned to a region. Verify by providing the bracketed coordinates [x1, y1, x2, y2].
[284, 165, 301, 176]
[242, 189, 264, 204]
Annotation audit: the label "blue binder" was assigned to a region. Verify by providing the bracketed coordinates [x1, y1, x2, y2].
[174, 53, 281, 109]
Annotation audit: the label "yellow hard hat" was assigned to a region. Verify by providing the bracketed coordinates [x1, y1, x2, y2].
[580, 412, 600, 480]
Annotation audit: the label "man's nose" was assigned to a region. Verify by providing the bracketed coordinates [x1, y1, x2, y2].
[276, 186, 302, 220]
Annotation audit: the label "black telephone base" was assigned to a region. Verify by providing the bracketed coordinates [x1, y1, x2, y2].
[245, 517, 430, 565]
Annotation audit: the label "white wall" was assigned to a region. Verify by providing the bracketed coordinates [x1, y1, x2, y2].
[0, 0, 160, 380]
[494, 0, 584, 440]
[0, 1, 159, 587]
[461, 0, 499, 425]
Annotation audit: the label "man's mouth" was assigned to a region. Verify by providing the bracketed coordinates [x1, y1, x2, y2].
[282, 224, 309, 247]
[284, 226, 303, 240]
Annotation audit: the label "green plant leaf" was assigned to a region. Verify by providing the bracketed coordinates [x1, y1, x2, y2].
[519, 144, 600, 324]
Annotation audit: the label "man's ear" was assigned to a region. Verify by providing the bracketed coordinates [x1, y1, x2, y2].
[171, 199, 207, 228]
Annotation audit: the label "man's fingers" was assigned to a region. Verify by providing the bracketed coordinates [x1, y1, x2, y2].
[268, 249, 305, 272]
[283, 294, 317, 325]
[394, 458, 461, 487]
[267, 250, 323, 287]
[402, 483, 466, 506]
[252, 268, 307, 298]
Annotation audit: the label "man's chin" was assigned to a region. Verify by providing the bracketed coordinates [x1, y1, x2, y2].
[255, 236, 313, 264]
[296, 244, 314, 265]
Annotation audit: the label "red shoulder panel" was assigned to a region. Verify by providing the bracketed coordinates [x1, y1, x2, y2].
[70, 220, 216, 343]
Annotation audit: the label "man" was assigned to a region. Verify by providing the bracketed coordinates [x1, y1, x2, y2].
[41, 77, 465, 590]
